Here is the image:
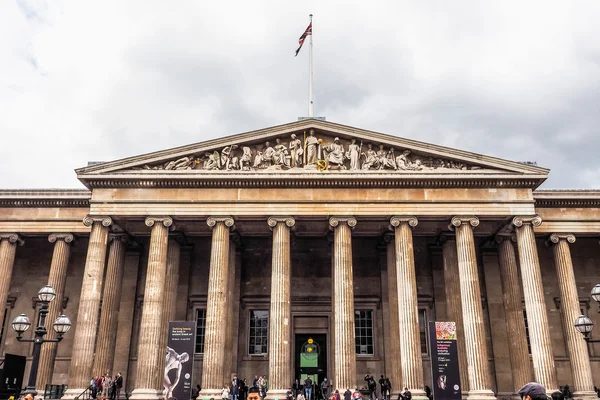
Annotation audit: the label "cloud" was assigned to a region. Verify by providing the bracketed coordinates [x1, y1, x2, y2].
[1, 1, 599, 188]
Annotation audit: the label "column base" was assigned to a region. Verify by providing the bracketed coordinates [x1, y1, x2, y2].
[466, 389, 497, 400]
[572, 391, 597, 400]
[408, 389, 428, 400]
[198, 389, 223, 400]
[130, 388, 163, 400]
[266, 389, 290, 400]
[62, 388, 89, 400]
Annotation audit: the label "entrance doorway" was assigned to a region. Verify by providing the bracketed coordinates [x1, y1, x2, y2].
[295, 334, 328, 399]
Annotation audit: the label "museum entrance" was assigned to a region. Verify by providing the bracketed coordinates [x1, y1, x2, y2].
[295, 333, 328, 398]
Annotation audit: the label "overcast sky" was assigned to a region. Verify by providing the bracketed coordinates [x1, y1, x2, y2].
[2, 1, 599, 189]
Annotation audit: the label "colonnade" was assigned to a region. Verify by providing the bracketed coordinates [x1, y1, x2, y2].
[0, 213, 596, 400]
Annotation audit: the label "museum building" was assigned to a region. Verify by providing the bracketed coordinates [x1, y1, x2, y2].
[0, 119, 599, 400]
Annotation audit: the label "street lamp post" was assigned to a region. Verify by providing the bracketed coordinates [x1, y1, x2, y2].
[12, 285, 72, 397]
[574, 284, 600, 344]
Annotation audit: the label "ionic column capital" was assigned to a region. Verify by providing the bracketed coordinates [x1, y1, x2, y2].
[450, 216, 480, 228]
[512, 215, 542, 228]
[548, 233, 576, 245]
[108, 233, 130, 244]
[83, 215, 113, 227]
[206, 216, 235, 230]
[0, 233, 24, 246]
[495, 233, 517, 244]
[145, 216, 174, 229]
[48, 233, 74, 244]
[328, 216, 357, 230]
[267, 216, 296, 230]
[389, 216, 418, 229]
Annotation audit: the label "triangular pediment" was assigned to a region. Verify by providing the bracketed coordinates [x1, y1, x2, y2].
[76, 120, 548, 189]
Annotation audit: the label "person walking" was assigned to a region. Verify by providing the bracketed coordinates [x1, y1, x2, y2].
[293, 379, 302, 398]
[232, 376, 240, 400]
[304, 376, 313, 400]
[321, 378, 330, 400]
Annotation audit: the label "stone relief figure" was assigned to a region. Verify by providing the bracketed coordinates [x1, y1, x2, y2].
[377, 145, 397, 170]
[304, 129, 320, 166]
[396, 150, 423, 171]
[289, 134, 303, 168]
[163, 155, 198, 170]
[323, 137, 346, 169]
[361, 144, 380, 170]
[240, 146, 252, 171]
[346, 139, 361, 170]
[273, 138, 290, 167]
[203, 151, 221, 170]
[221, 145, 239, 171]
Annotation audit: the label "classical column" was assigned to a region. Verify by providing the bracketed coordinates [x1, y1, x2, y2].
[36, 233, 74, 392]
[131, 216, 173, 400]
[94, 233, 129, 377]
[494, 234, 532, 393]
[512, 216, 557, 393]
[223, 235, 238, 383]
[156, 238, 182, 388]
[549, 233, 594, 399]
[0, 233, 22, 336]
[199, 217, 235, 399]
[450, 216, 495, 400]
[389, 217, 426, 398]
[384, 233, 402, 396]
[63, 216, 112, 399]
[267, 216, 295, 400]
[441, 237, 469, 394]
[329, 216, 357, 392]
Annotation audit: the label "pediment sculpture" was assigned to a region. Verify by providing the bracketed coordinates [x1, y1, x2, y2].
[135, 129, 480, 172]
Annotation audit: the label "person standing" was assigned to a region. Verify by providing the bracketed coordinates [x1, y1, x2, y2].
[293, 378, 302, 398]
[101, 374, 111, 400]
[321, 378, 330, 400]
[518, 383, 549, 400]
[304, 376, 313, 400]
[400, 387, 411, 400]
[343, 389, 352, 400]
[114, 373, 123, 400]
[232, 376, 240, 400]
[364, 376, 376, 400]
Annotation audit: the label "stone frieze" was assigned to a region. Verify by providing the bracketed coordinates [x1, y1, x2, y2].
[132, 129, 481, 173]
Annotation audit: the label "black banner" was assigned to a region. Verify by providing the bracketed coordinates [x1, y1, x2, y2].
[164, 321, 196, 400]
[428, 322, 461, 400]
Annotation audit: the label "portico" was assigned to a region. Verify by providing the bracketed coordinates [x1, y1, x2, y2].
[0, 120, 598, 400]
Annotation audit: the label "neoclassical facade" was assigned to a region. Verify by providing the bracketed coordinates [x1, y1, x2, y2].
[0, 120, 599, 400]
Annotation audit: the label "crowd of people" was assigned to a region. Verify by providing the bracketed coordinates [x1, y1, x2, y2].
[89, 372, 123, 400]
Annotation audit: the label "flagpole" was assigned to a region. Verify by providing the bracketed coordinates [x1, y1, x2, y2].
[308, 13, 314, 118]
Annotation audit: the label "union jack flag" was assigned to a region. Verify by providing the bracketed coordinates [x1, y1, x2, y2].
[295, 22, 312, 56]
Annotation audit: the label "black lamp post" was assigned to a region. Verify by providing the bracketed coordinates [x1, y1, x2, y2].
[574, 284, 600, 344]
[12, 285, 72, 396]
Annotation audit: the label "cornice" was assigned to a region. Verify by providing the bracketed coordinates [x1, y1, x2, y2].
[533, 190, 600, 208]
[81, 176, 545, 189]
[0, 189, 91, 208]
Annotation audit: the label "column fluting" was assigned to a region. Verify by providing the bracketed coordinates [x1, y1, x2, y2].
[495, 235, 532, 393]
[385, 233, 402, 396]
[549, 233, 594, 398]
[63, 216, 112, 399]
[0, 234, 22, 338]
[390, 216, 426, 399]
[441, 237, 469, 394]
[131, 216, 172, 400]
[267, 216, 295, 399]
[512, 216, 557, 393]
[156, 238, 182, 389]
[199, 217, 235, 399]
[451, 216, 495, 400]
[329, 216, 357, 392]
[37, 233, 74, 392]
[94, 233, 128, 377]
